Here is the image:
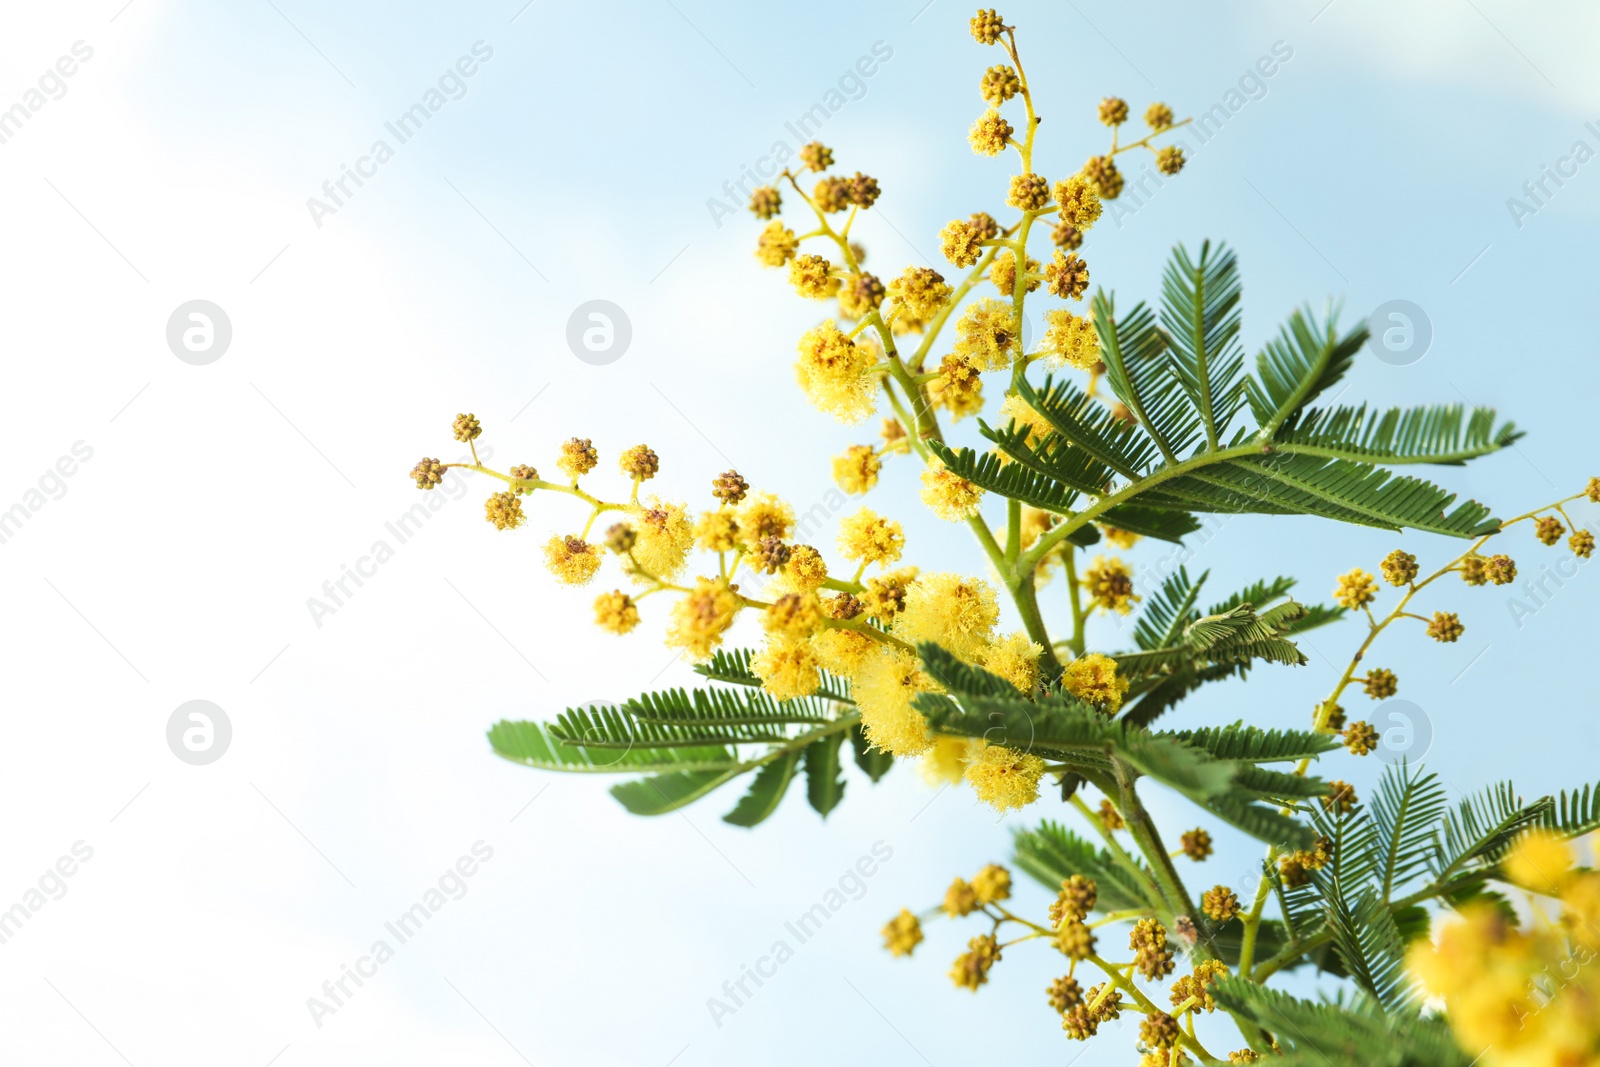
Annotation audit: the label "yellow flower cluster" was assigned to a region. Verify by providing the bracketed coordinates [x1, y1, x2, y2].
[1411, 831, 1600, 1067]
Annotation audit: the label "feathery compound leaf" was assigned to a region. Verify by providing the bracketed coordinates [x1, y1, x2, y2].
[1366, 763, 1449, 900]
[1212, 978, 1467, 1067]
[1325, 888, 1419, 1013]
[623, 686, 836, 729]
[1093, 292, 1203, 460]
[1160, 240, 1248, 447]
[979, 420, 1115, 497]
[1141, 453, 1501, 537]
[610, 767, 746, 816]
[1434, 780, 1548, 881]
[925, 441, 1082, 514]
[1203, 792, 1317, 849]
[1013, 373, 1159, 477]
[1245, 305, 1368, 438]
[1175, 721, 1342, 763]
[722, 751, 800, 828]
[1132, 567, 1207, 651]
[1011, 821, 1161, 913]
[550, 701, 790, 749]
[487, 719, 738, 775]
[1540, 779, 1600, 837]
[1282, 403, 1523, 465]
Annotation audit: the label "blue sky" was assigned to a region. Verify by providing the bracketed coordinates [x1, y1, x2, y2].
[2, 1, 1597, 1064]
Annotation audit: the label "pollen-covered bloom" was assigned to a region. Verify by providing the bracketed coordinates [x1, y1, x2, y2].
[755, 221, 798, 266]
[1380, 549, 1417, 585]
[1333, 567, 1377, 609]
[593, 590, 640, 634]
[785, 544, 829, 591]
[894, 572, 1000, 660]
[988, 251, 1040, 296]
[631, 500, 694, 580]
[1053, 174, 1102, 229]
[968, 107, 1013, 155]
[979, 632, 1042, 695]
[938, 218, 986, 267]
[790, 255, 841, 304]
[919, 736, 979, 785]
[1156, 146, 1185, 175]
[1040, 308, 1099, 370]
[920, 458, 985, 521]
[544, 535, 602, 586]
[887, 265, 952, 322]
[618, 444, 659, 481]
[964, 743, 1046, 812]
[484, 491, 524, 530]
[1082, 154, 1123, 198]
[928, 355, 985, 420]
[1044, 251, 1089, 299]
[1145, 101, 1174, 129]
[736, 491, 795, 546]
[952, 297, 1020, 370]
[795, 321, 878, 423]
[832, 444, 882, 495]
[855, 648, 937, 756]
[693, 508, 741, 553]
[665, 577, 741, 661]
[751, 637, 821, 701]
[1084, 555, 1139, 614]
[838, 508, 905, 567]
[950, 933, 1001, 991]
[972, 864, 1012, 904]
[1062, 652, 1129, 712]
[557, 437, 599, 480]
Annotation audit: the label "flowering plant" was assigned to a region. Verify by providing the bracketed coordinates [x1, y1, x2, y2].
[410, 10, 1600, 1065]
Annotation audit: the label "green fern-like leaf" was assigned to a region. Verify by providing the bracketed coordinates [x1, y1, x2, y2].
[1160, 240, 1248, 446]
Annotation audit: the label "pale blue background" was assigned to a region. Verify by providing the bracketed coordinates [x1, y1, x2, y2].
[2, 1, 1596, 1064]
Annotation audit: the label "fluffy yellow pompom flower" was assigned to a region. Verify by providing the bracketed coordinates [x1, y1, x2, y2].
[788, 253, 837, 298]
[838, 508, 905, 568]
[965, 744, 1046, 812]
[856, 648, 938, 756]
[755, 221, 798, 267]
[810, 626, 877, 680]
[894, 572, 1000, 660]
[544, 535, 602, 586]
[952, 297, 1020, 370]
[832, 444, 882, 495]
[1083, 555, 1139, 615]
[762, 591, 823, 640]
[751, 637, 822, 701]
[1062, 652, 1129, 712]
[1040, 308, 1099, 370]
[795, 321, 878, 423]
[980, 631, 1043, 694]
[737, 491, 796, 546]
[920, 735, 980, 784]
[1502, 829, 1574, 894]
[693, 507, 740, 553]
[593, 590, 640, 634]
[887, 265, 953, 322]
[921, 458, 985, 521]
[665, 577, 741, 661]
[1052, 173, 1102, 230]
[785, 544, 830, 591]
[631, 499, 694, 581]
